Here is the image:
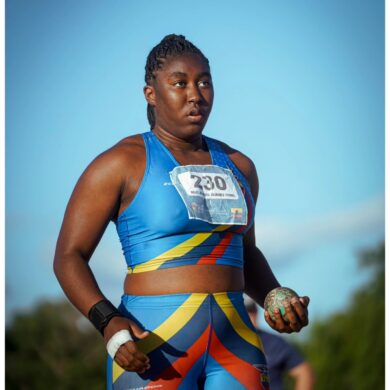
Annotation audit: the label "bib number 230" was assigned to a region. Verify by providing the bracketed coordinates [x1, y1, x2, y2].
[176, 170, 239, 200]
[191, 174, 227, 191]
[169, 165, 247, 225]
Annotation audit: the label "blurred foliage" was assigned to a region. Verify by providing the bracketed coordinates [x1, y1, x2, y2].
[6, 300, 106, 389]
[6, 242, 384, 389]
[285, 242, 385, 390]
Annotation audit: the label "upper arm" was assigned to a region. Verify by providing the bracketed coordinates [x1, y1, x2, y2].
[245, 157, 259, 204]
[243, 157, 259, 247]
[55, 148, 126, 262]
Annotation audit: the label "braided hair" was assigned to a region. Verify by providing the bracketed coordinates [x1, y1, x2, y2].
[144, 34, 209, 129]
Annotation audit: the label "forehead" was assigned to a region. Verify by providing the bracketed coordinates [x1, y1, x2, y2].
[156, 53, 211, 78]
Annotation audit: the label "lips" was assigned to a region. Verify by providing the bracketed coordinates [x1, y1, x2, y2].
[188, 107, 202, 116]
[187, 107, 206, 123]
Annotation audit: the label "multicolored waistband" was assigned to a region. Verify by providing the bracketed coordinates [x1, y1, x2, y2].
[126, 226, 244, 274]
[120, 291, 245, 307]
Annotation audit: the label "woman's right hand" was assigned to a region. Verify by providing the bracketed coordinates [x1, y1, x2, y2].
[104, 316, 151, 373]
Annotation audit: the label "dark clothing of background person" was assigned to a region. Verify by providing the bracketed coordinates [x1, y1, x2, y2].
[259, 330, 304, 390]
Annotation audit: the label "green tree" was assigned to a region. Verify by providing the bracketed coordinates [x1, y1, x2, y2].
[299, 242, 385, 389]
[6, 300, 106, 389]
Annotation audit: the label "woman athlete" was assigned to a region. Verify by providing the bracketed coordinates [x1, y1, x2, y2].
[54, 34, 309, 390]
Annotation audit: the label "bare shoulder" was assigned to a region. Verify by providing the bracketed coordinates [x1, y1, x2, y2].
[95, 133, 144, 165]
[68, 134, 146, 208]
[84, 134, 145, 177]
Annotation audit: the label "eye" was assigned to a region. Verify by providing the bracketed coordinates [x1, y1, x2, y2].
[174, 80, 186, 88]
[199, 80, 212, 88]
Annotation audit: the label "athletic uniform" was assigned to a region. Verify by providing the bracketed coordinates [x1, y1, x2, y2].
[107, 131, 269, 389]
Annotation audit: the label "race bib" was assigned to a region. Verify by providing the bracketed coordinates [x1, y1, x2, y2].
[170, 165, 248, 225]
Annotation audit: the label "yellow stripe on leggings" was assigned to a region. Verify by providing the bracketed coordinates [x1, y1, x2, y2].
[113, 293, 208, 383]
[213, 293, 265, 353]
[130, 225, 230, 274]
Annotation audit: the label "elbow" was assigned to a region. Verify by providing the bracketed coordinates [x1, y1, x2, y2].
[53, 252, 65, 281]
[53, 248, 86, 281]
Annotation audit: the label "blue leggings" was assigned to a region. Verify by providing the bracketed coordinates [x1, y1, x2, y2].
[107, 292, 269, 389]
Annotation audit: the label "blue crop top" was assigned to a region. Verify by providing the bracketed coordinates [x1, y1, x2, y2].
[115, 131, 255, 273]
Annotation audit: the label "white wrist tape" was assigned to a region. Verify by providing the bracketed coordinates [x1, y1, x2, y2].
[106, 329, 133, 359]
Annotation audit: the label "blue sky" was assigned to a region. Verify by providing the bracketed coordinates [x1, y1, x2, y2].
[6, 0, 384, 336]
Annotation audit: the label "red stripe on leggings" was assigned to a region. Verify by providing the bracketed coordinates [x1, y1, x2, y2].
[148, 325, 211, 389]
[209, 329, 265, 390]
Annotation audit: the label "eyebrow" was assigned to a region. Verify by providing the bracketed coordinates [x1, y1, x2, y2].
[168, 71, 212, 78]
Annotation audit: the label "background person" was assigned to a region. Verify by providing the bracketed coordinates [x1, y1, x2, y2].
[245, 297, 315, 390]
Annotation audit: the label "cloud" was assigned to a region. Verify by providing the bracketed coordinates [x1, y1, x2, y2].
[255, 194, 384, 265]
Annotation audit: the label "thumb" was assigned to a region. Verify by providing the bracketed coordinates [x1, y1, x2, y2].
[128, 321, 150, 339]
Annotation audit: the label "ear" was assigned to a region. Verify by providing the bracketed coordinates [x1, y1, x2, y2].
[144, 85, 156, 107]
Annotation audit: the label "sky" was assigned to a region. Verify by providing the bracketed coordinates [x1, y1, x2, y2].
[6, 0, 384, 337]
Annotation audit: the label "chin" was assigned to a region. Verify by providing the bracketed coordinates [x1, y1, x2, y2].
[156, 120, 208, 141]
[182, 125, 206, 140]
[166, 123, 205, 141]
[186, 118, 210, 134]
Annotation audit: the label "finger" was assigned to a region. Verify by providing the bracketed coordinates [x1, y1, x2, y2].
[116, 349, 148, 373]
[138, 331, 150, 339]
[273, 308, 288, 332]
[114, 353, 126, 369]
[299, 296, 310, 307]
[264, 310, 276, 328]
[129, 322, 150, 339]
[121, 340, 138, 354]
[283, 300, 301, 332]
[115, 349, 132, 369]
[291, 299, 309, 326]
[131, 357, 150, 373]
[121, 341, 150, 363]
[120, 343, 150, 367]
[133, 350, 150, 364]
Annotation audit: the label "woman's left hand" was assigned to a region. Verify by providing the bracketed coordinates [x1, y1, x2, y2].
[264, 296, 310, 333]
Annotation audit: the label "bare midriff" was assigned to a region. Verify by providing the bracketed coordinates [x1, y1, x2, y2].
[124, 264, 245, 295]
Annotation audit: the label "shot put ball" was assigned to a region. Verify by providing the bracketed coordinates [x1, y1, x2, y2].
[264, 287, 299, 322]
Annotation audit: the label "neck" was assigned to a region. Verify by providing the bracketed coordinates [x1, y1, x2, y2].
[152, 127, 204, 152]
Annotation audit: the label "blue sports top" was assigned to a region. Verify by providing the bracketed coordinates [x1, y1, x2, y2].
[115, 131, 255, 274]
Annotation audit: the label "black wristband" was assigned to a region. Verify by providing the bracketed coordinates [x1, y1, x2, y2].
[88, 300, 123, 335]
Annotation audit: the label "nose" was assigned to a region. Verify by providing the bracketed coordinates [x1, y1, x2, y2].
[187, 83, 203, 104]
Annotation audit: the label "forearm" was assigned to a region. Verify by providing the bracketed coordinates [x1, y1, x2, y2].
[294, 377, 315, 390]
[290, 363, 316, 390]
[53, 253, 108, 317]
[244, 246, 280, 307]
